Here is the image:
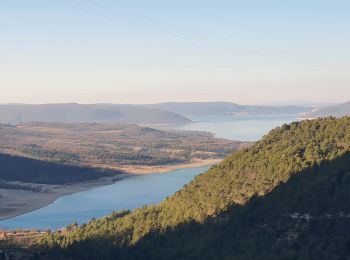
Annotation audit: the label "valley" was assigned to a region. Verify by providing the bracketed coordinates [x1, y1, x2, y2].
[3, 117, 350, 259]
[0, 113, 295, 227]
[0, 122, 244, 171]
[0, 121, 247, 223]
[2, 1, 348, 258]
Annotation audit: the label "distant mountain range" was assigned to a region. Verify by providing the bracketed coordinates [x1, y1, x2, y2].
[4, 101, 349, 125]
[146, 102, 313, 117]
[0, 122, 244, 170]
[303, 101, 350, 118]
[0, 103, 191, 125]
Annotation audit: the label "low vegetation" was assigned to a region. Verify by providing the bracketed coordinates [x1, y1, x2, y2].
[0, 122, 245, 170]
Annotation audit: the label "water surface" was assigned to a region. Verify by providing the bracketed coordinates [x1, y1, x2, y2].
[172, 114, 298, 141]
[0, 166, 209, 230]
[0, 114, 298, 230]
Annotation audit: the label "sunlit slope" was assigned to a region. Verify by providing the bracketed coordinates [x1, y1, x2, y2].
[39, 117, 350, 259]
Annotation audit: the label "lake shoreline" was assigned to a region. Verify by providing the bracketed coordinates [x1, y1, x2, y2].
[0, 173, 130, 223]
[0, 159, 219, 225]
[120, 158, 221, 174]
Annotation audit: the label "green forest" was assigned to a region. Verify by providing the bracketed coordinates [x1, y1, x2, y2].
[17, 117, 350, 259]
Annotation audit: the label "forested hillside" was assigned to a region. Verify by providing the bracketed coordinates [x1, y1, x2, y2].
[26, 117, 350, 258]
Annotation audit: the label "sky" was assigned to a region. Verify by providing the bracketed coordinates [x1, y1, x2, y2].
[0, 0, 350, 105]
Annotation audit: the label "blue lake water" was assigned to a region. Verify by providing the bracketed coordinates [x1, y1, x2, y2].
[0, 166, 209, 230]
[172, 114, 299, 141]
[0, 114, 297, 230]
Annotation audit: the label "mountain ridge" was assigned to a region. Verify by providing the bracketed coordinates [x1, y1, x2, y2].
[0, 102, 315, 126]
[0, 103, 191, 125]
[145, 101, 313, 117]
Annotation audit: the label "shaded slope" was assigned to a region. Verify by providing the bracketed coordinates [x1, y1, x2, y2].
[38, 117, 350, 258]
[125, 152, 350, 260]
[0, 153, 119, 185]
[58, 153, 350, 259]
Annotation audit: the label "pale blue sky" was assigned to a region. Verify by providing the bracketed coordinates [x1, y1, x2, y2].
[0, 0, 349, 104]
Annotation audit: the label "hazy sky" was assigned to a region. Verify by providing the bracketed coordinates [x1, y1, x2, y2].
[1, 0, 350, 105]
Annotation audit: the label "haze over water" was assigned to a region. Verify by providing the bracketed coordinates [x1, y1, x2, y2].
[173, 114, 298, 141]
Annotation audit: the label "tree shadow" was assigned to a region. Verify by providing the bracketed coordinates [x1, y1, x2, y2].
[39, 152, 350, 259]
[0, 153, 122, 185]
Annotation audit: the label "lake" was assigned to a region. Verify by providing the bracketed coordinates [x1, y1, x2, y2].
[170, 114, 299, 141]
[0, 166, 210, 230]
[0, 114, 297, 230]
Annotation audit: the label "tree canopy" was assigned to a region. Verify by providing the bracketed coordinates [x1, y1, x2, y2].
[37, 117, 350, 259]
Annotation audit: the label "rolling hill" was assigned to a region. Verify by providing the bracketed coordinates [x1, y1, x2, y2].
[303, 101, 350, 118]
[146, 102, 312, 117]
[25, 117, 350, 259]
[0, 122, 244, 170]
[0, 153, 118, 185]
[0, 103, 191, 125]
[0, 102, 313, 125]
